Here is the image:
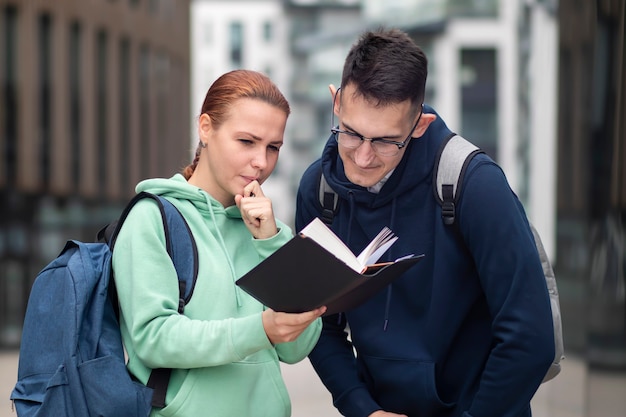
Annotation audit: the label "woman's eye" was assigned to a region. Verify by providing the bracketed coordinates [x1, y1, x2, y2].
[268, 145, 280, 152]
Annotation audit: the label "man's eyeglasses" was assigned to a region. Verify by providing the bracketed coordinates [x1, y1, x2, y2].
[330, 87, 423, 157]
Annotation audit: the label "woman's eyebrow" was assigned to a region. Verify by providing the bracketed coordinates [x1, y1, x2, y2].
[237, 131, 283, 146]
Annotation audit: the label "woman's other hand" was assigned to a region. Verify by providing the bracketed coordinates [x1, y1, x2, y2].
[262, 307, 326, 345]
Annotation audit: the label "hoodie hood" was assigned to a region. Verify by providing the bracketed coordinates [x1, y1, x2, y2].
[136, 173, 243, 219]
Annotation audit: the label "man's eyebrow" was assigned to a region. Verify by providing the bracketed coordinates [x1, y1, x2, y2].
[341, 121, 404, 140]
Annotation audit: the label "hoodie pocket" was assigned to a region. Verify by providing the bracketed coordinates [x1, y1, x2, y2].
[360, 356, 455, 415]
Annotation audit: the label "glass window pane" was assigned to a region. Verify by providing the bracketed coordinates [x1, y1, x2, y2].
[460, 48, 498, 160]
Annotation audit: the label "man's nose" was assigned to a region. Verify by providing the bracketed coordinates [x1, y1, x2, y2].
[353, 140, 376, 165]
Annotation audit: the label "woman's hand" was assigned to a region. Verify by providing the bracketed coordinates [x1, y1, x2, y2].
[235, 180, 278, 239]
[369, 411, 408, 417]
[262, 307, 326, 345]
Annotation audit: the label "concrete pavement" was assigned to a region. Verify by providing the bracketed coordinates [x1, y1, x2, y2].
[0, 351, 340, 417]
[3, 350, 625, 417]
[1, 352, 16, 417]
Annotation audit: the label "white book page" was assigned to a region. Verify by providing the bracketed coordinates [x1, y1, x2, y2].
[300, 218, 399, 273]
[300, 218, 361, 272]
[356, 227, 398, 266]
[361, 236, 398, 266]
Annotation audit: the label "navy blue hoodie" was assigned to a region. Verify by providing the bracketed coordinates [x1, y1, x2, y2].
[295, 106, 555, 417]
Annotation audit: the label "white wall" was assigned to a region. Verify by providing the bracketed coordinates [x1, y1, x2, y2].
[527, 3, 558, 260]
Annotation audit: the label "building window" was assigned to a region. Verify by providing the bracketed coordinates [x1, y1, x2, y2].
[69, 21, 82, 191]
[229, 22, 243, 67]
[447, 0, 499, 18]
[119, 38, 131, 193]
[460, 48, 497, 160]
[96, 30, 108, 194]
[38, 14, 53, 188]
[139, 45, 151, 179]
[2, 6, 18, 185]
[155, 52, 169, 178]
[263, 21, 273, 42]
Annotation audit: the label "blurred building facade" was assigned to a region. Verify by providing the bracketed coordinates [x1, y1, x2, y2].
[554, 1, 626, 416]
[0, 0, 624, 415]
[0, 0, 191, 347]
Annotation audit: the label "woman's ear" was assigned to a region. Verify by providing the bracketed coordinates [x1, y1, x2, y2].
[198, 113, 212, 140]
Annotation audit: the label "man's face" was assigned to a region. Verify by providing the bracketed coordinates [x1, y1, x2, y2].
[333, 84, 423, 188]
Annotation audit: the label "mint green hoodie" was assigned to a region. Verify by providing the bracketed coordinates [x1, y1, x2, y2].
[112, 174, 322, 417]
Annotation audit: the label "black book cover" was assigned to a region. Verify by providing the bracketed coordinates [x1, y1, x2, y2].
[236, 235, 424, 316]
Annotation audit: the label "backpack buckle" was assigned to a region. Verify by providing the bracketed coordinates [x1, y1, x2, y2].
[321, 208, 334, 226]
[442, 201, 455, 225]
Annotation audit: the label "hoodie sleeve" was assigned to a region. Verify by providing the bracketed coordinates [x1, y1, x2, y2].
[458, 157, 555, 417]
[274, 319, 322, 364]
[296, 162, 383, 417]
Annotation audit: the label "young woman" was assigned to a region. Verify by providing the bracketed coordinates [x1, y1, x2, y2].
[113, 69, 325, 417]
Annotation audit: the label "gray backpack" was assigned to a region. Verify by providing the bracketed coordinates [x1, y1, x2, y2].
[318, 134, 564, 383]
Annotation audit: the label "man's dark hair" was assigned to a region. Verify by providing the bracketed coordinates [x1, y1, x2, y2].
[341, 28, 428, 110]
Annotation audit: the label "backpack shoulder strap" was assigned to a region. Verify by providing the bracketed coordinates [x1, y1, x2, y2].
[150, 194, 199, 306]
[105, 191, 199, 306]
[101, 191, 199, 408]
[318, 167, 339, 226]
[433, 134, 484, 225]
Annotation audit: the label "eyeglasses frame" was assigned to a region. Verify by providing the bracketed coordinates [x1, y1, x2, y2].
[330, 87, 424, 156]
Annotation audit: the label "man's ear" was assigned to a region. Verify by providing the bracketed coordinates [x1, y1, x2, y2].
[412, 113, 437, 138]
[329, 84, 338, 98]
[329, 84, 340, 117]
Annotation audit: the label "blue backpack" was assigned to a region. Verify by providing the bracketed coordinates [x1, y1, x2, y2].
[10, 191, 198, 416]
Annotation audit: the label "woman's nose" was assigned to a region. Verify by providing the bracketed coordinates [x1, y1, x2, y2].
[251, 150, 268, 169]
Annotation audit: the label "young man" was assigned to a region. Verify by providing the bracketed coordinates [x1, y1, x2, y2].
[295, 28, 555, 417]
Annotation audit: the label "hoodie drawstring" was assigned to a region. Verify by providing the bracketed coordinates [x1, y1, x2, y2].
[204, 191, 242, 307]
[346, 191, 355, 244]
[336, 191, 357, 326]
[383, 198, 399, 331]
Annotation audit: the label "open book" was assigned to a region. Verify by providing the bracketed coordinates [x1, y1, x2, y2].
[236, 217, 424, 315]
[300, 217, 401, 273]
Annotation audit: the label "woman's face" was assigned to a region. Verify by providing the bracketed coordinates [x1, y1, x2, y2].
[194, 98, 287, 207]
